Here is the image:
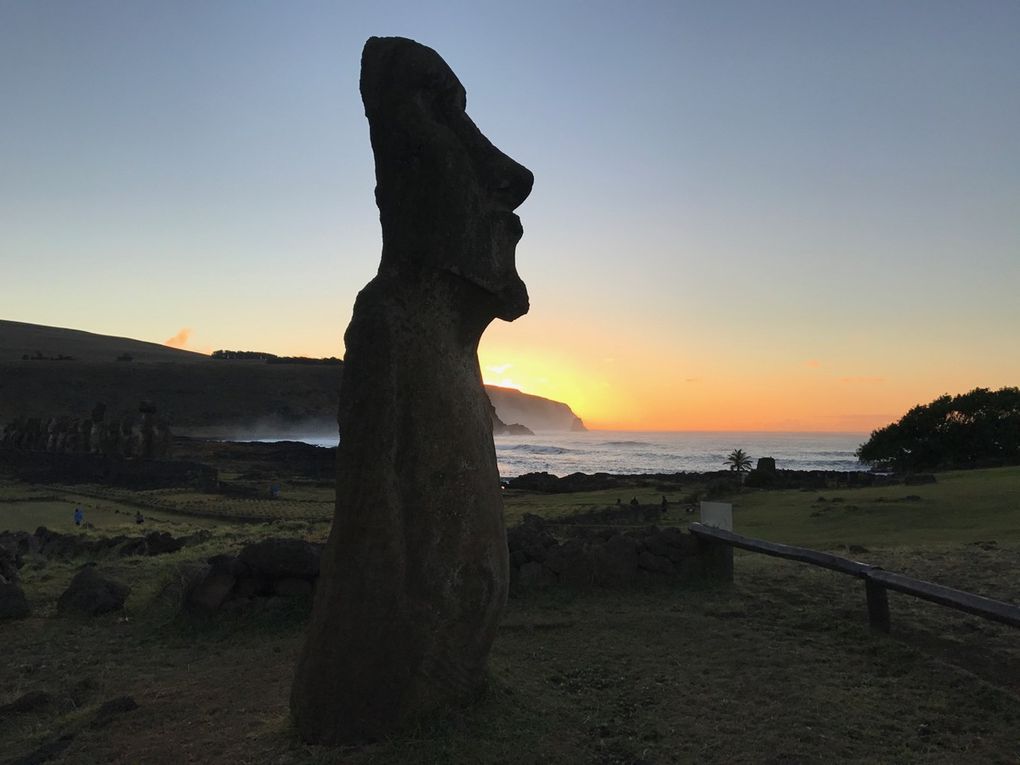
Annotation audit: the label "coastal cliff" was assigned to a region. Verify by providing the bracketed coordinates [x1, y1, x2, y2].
[486, 385, 587, 432]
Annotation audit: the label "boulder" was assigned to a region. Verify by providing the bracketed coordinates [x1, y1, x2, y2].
[187, 570, 236, 612]
[0, 582, 31, 620]
[239, 538, 320, 579]
[57, 566, 130, 616]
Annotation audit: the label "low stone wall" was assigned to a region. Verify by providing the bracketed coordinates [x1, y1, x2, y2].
[511, 468, 901, 493]
[507, 514, 712, 595]
[0, 527, 209, 574]
[185, 538, 322, 613]
[743, 469, 904, 489]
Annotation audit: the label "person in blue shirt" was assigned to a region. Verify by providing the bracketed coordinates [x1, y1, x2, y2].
[73, 506, 83, 526]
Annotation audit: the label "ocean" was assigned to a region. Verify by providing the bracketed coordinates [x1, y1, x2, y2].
[288, 431, 869, 478]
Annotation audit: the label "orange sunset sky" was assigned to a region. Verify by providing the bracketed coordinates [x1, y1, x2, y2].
[4, 3, 1018, 433]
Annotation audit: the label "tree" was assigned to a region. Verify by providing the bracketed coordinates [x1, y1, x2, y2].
[725, 448, 753, 474]
[856, 387, 1020, 471]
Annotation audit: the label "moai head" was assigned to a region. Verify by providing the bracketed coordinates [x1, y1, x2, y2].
[361, 37, 533, 321]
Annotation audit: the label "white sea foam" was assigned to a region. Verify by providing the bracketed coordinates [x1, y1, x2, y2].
[278, 430, 869, 478]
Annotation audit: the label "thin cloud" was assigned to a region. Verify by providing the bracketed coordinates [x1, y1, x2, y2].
[804, 359, 823, 369]
[487, 363, 513, 374]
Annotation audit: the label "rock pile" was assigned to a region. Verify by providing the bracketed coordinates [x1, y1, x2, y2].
[0, 527, 206, 562]
[185, 537, 322, 613]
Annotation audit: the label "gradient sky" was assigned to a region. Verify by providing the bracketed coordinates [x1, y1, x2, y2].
[3, 1, 1018, 431]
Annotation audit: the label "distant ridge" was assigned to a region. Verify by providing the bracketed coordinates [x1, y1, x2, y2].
[0, 321, 586, 433]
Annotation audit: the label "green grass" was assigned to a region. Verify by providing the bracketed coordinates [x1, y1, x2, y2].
[2, 467, 1020, 763]
[727, 465, 1020, 548]
[0, 484, 203, 533]
[4, 554, 1019, 764]
[0, 481, 334, 529]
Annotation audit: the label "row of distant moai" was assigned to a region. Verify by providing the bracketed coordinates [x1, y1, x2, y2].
[0, 401, 171, 460]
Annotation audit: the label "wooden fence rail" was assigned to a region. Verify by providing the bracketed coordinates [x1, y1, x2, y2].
[688, 522, 1020, 633]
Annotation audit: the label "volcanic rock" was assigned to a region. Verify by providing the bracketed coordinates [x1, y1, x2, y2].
[57, 566, 130, 616]
[239, 538, 320, 579]
[0, 582, 31, 620]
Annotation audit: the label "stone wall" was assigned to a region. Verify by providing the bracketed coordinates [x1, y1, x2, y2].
[507, 514, 712, 594]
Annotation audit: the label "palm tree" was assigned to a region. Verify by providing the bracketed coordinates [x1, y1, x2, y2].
[724, 448, 753, 476]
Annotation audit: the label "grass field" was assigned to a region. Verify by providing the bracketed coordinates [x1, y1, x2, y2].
[1, 467, 1019, 763]
[729, 466, 1020, 548]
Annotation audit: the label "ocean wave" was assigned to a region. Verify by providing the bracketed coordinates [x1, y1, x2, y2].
[502, 444, 579, 455]
[599, 441, 646, 447]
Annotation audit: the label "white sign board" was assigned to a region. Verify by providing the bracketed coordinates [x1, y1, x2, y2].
[699, 501, 733, 531]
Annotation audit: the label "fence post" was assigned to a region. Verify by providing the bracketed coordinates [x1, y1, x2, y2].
[865, 576, 890, 633]
[698, 503, 734, 583]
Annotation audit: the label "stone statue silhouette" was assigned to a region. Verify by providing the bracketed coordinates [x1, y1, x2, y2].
[290, 37, 533, 743]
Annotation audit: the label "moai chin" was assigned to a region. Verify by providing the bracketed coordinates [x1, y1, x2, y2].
[290, 37, 533, 743]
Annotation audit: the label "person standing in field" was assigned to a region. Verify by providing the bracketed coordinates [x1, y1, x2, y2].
[73, 505, 84, 526]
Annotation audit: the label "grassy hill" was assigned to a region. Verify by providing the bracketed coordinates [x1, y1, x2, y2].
[0, 319, 207, 363]
[0, 321, 584, 435]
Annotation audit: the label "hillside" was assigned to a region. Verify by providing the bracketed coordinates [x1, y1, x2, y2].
[0, 321, 586, 434]
[0, 320, 208, 363]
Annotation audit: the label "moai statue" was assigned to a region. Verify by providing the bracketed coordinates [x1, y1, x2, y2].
[291, 37, 533, 743]
[137, 400, 157, 459]
[152, 419, 172, 459]
[0, 419, 17, 448]
[44, 418, 58, 453]
[27, 418, 43, 450]
[87, 403, 106, 454]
